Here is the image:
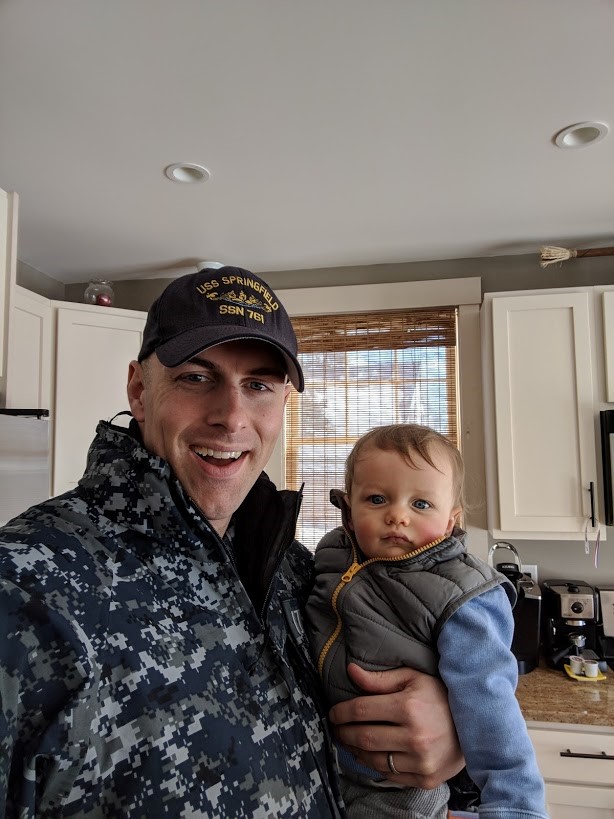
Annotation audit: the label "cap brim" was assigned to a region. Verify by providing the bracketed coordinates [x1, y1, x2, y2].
[154, 325, 304, 392]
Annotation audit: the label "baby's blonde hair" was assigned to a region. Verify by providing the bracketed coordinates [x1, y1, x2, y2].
[345, 424, 465, 510]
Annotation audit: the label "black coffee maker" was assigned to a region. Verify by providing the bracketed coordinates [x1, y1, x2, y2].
[488, 542, 541, 674]
[541, 580, 600, 668]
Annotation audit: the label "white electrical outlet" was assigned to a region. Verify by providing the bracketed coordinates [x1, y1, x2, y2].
[523, 564, 538, 583]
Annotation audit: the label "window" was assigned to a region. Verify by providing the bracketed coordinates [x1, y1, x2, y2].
[285, 307, 458, 550]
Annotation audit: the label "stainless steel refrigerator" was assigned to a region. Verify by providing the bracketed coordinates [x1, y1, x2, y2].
[0, 408, 50, 526]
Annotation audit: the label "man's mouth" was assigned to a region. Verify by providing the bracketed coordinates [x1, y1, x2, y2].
[192, 446, 244, 463]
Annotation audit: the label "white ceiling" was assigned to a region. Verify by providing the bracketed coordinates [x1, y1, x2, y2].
[1, 0, 613, 285]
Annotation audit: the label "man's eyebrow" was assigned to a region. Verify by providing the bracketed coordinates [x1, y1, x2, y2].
[186, 356, 287, 380]
[254, 366, 288, 379]
[186, 356, 217, 369]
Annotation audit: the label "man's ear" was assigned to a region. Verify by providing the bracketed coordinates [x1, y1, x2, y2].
[127, 361, 146, 422]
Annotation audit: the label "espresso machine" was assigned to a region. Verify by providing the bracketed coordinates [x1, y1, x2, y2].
[541, 580, 600, 669]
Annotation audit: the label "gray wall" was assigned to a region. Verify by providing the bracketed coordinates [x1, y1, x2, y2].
[16, 261, 64, 300]
[62, 252, 614, 312]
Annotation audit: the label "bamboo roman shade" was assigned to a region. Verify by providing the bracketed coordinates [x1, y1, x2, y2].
[285, 307, 459, 551]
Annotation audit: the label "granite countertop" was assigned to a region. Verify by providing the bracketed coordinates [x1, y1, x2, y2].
[516, 660, 614, 728]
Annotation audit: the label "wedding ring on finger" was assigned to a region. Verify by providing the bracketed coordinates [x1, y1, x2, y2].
[387, 751, 400, 775]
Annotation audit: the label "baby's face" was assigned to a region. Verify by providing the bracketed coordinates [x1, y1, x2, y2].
[347, 445, 460, 559]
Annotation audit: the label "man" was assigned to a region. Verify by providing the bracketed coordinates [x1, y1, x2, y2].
[0, 267, 463, 817]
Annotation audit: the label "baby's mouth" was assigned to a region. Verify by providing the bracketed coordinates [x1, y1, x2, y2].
[192, 447, 244, 464]
[385, 533, 410, 544]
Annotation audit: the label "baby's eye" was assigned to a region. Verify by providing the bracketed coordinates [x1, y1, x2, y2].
[413, 499, 431, 510]
[367, 494, 386, 505]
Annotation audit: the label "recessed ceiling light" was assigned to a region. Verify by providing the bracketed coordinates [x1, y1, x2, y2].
[164, 163, 211, 183]
[554, 121, 609, 149]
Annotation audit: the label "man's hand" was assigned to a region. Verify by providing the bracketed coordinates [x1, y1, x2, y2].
[328, 663, 464, 789]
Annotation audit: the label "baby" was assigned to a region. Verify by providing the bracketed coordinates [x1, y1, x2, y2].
[306, 424, 548, 819]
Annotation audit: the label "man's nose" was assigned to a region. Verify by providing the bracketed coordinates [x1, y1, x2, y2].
[206, 385, 248, 431]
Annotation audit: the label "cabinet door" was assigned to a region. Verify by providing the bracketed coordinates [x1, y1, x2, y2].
[491, 292, 598, 535]
[528, 726, 614, 788]
[5, 286, 52, 409]
[53, 305, 145, 495]
[0, 188, 18, 380]
[546, 784, 614, 817]
[529, 726, 614, 817]
[604, 291, 614, 403]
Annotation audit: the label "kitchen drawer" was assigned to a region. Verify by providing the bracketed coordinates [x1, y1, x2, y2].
[546, 783, 614, 817]
[529, 727, 614, 787]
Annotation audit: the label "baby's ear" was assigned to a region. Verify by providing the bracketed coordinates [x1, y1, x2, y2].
[446, 507, 462, 535]
[342, 493, 355, 531]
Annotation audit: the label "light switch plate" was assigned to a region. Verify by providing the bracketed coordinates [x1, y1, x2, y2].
[523, 564, 538, 583]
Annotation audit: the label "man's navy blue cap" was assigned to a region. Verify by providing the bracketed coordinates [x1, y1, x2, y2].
[138, 266, 304, 391]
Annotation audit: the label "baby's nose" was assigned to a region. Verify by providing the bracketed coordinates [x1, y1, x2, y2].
[386, 505, 410, 525]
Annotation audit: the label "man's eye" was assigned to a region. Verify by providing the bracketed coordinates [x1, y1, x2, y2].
[368, 495, 386, 505]
[248, 380, 269, 391]
[413, 499, 431, 510]
[180, 373, 209, 383]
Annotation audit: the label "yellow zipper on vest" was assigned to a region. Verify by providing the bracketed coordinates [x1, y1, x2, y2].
[316, 534, 447, 677]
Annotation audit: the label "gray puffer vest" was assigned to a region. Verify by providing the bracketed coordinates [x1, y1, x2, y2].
[305, 490, 515, 706]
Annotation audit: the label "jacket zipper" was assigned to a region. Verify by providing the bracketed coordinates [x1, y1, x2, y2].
[260, 489, 303, 621]
[178, 475, 302, 621]
[316, 534, 446, 677]
[181, 484, 342, 815]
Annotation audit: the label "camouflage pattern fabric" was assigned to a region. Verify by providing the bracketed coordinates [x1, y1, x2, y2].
[0, 422, 344, 818]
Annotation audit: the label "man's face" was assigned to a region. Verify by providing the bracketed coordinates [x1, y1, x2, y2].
[127, 340, 291, 536]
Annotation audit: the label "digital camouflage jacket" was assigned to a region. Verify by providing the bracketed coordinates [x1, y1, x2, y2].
[0, 421, 344, 818]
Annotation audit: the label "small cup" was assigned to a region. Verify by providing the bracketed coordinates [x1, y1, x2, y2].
[583, 660, 599, 678]
[569, 655, 584, 675]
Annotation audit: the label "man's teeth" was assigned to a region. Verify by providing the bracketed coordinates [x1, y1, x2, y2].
[195, 447, 242, 460]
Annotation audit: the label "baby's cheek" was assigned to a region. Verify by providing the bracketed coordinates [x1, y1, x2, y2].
[420, 522, 445, 543]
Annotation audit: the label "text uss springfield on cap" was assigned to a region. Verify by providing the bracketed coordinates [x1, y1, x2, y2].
[196, 273, 279, 310]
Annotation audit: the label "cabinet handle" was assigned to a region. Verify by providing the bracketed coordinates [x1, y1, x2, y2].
[588, 481, 596, 528]
[560, 749, 614, 760]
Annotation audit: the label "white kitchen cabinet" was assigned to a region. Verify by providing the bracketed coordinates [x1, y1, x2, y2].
[482, 288, 602, 540]
[52, 303, 145, 495]
[545, 786, 614, 818]
[0, 187, 18, 380]
[5, 285, 52, 409]
[529, 724, 614, 817]
[603, 290, 614, 403]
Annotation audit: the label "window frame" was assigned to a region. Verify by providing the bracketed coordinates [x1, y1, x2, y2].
[264, 276, 487, 554]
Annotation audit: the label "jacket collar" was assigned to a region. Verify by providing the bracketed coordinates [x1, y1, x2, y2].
[79, 420, 302, 606]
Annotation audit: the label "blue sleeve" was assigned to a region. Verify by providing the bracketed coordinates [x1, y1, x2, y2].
[438, 586, 549, 819]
